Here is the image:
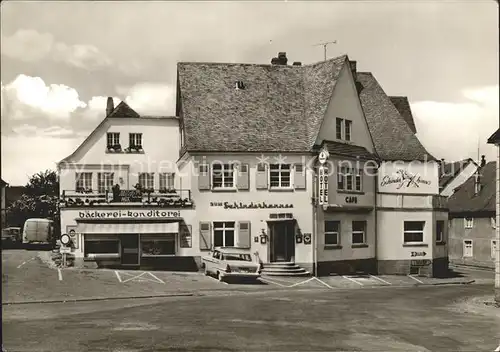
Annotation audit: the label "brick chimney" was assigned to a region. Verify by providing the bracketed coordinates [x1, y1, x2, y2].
[106, 97, 114, 116]
[480, 155, 486, 167]
[277, 52, 288, 65]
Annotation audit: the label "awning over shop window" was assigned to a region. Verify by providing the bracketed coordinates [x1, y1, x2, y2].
[76, 222, 179, 234]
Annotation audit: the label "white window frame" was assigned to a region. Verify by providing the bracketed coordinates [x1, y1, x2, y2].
[492, 240, 498, 260]
[464, 217, 474, 229]
[269, 163, 292, 189]
[213, 221, 236, 247]
[436, 220, 445, 243]
[97, 172, 114, 193]
[129, 133, 142, 148]
[338, 166, 362, 192]
[159, 172, 175, 191]
[107, 132, 120, 146]
[345, 120, 352, 141]
[138, 173, 154, 190]
[324, 221, 340, 246]
[335, 118, 353, 141]
[76, 172, 93, 191]
[352, 221, 366, 245]
[463, 239, 473, 257]
[336, 118, 343, 140]
[403, 221, 425, 244]
[212, 163, 236, 189]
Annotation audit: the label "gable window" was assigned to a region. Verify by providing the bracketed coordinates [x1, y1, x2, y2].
[436, 220, 445, 243]
[345, 120, 352, 141]
[270, 164, 291, 188]
[338, 166, 362, 192]
[98, 172, 114, 193]
[325, 220, 340, 246]
[463, 239, 473, 257]
[403, 221, 425, 243]
[335, 118, 353, 141]
[213, 221, 235, 247]
[76, 172, 92, 192]
[159, 173, 175, 191]
[129, 133, 142, 148]
[212, 163, 235, 189]
[336, 118, 343, 139]
[107, 133, 120, 147]
[352, 221, 366, 244]
[138, 173, 154, 190]
[464, 218, 474, 229]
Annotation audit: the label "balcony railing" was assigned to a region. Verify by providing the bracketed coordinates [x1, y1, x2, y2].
[60, 188, 193, 208]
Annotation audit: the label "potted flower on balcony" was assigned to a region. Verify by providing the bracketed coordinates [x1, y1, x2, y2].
[159, 188, 167, 194]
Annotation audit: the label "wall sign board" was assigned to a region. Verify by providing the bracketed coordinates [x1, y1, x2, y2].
[378, 162, 438, 194]
[77, 210, 181, 220]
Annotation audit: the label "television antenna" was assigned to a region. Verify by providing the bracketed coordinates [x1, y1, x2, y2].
[313, 41, 337, 61]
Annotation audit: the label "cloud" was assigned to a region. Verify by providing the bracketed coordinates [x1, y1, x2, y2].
[12, 124, 76, 138]
[117, 83, 176, 116]
[1, 74, 87, 120]
[411, 85, 499, 162]
[1, 29, 112, 70]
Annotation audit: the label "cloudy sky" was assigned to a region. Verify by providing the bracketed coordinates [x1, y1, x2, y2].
[1, 1, 498, 185]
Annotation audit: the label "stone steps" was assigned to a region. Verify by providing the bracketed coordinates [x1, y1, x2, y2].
[261, 262, 310, 277]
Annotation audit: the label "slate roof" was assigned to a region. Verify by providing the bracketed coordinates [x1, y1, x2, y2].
[389, 96, 417, 134]
[107, 102, 140, 118]
[487, 128, 500, 144]
[356, 72, 436, 161]
[315, 140, 379, 160]
[177, 56, 436, 161]
[447, 161, 496, 214]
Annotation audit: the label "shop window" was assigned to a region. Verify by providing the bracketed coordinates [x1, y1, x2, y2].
[159, 173, 175, 191]
[464, 218, 474, 229]
[139, 173, 154, 190]
[352, 221, 366, 244]
[98, 172, 114, 193]
[129, 133, 142, 148]
[463, 239, 473, 257]
[492, 240, 498, 260]
[403, 221, 425, 243]
[436, 220, 445, 243]
[141, 237, 175, 256]
[212, 163, 235, 189]
[213, 221, 235, 247]
[325, 221, 340, 246]
[76, 172, 93, 192]
[337, 166, 362, 192]
[84, 240, 119, 257]
[270, 164, 292, 188]
[107, 132, 120, 147]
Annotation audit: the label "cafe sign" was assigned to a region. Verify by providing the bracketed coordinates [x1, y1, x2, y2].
[77, 210, 181, 219]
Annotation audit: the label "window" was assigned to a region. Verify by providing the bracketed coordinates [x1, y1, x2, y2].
[325, 221, 340, 246]
[129, 133, 142, 148]
[336, 118, 343, 139]
[464, 218, 474, 229]
[345, 120, 352, 141]
[213, 222, 235, 247]
[138, 173, 154, 190]
[98, 172, 114, 193]
[338, 166, 362, 192]
[492, 240, 498, 260]
[436, 220, 445, 243]
[270, 164, 291, 188]
[141, 236, 175, 256]
[463, 239, 473, 257]
[492, 217, 497, 229]
[84, 239, 119, 257]
[403, 221, 425, 243]
[212, 163, 235, 188]
[221, 253, 252, 261]
[159, 173, 175, 191]
[107, 133, 120, 147]
[352, 221, 366, 244]
[76, 172, 92, 191]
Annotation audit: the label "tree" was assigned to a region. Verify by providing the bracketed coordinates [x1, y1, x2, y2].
[6, 170, 60, 239]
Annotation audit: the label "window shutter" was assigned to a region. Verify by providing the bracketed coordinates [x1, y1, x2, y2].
[198, 164, 210, 190]
[237, 164, 250, 190]
[256, 163, 268, 189]
[294, 164, 306, 189]
[199, 221, 211, 250]
[237, 221, 251, 248]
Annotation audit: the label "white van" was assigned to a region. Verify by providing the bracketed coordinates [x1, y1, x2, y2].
[22, 218, 54, 244]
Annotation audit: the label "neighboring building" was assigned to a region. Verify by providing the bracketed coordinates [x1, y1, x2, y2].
[487, 128, 500, 302]
[448, 161, 496, 268]
[439, 158, 480, 197]
[1, 178, 7, 229]
[176, 52, 448, 276]
[58, 99, 196, 270]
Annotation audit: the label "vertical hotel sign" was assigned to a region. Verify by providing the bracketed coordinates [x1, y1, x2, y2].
[318, 148, 329, 205]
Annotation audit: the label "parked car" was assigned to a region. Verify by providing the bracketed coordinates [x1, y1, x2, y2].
[2, 227, 21, 243]
[22, 218, 54, 244]
[202, 247, 262, 282]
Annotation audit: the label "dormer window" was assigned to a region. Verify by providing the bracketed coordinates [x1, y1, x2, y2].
[336, 118, 352, 142]
[107, 133, 120, 147]
[235, 81, 245, 90]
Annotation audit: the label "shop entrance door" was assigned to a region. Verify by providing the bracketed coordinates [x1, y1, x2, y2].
[270, 221, 295, 262]
[120, 234, 140, 266]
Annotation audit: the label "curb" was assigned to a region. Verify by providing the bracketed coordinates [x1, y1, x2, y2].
[429, 279, 475, 286]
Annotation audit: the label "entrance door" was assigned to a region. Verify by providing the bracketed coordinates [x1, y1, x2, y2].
[121, 234, 140, 265]
[270, 221, 295, 262]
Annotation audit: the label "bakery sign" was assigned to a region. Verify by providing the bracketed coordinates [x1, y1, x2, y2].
[378, 164, 437, 194]
[77, 210, 181, 219]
